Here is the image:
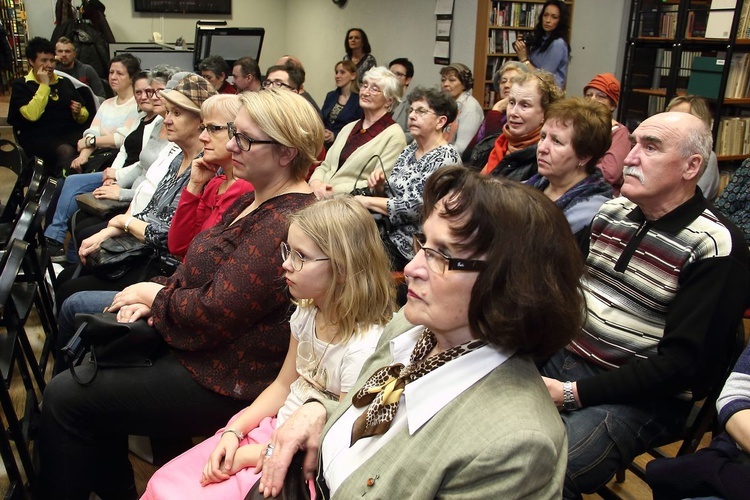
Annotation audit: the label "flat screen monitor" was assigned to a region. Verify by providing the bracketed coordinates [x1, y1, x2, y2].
[193, 27, 265, 71]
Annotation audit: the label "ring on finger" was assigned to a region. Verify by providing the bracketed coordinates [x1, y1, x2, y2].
[265, 444, 274, 457]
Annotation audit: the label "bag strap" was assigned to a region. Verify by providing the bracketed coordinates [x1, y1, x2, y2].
[61, 320, 99, 386]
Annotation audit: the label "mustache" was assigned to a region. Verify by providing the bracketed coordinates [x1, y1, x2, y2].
[623, 166, 645, 184]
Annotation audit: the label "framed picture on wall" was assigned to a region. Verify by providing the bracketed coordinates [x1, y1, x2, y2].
[134, 0, 231, 15]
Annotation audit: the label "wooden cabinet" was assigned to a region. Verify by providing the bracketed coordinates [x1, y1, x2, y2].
[0, 0, 28, 92]
[472, 0, 574, 109]
[619, 0, 750, 165]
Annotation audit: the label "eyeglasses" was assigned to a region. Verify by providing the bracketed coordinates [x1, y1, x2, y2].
[391, 71, 407, 78]
[281, 242, 330, 271]
[407, 107, 437, 117]
[227, 122, 279, 152]
[262, 79, 296, 91]
[360, 83, 382, 95]
[144, 88, 163, 98]
[412, 233, 486, 275]
[199, 124, 228, 135]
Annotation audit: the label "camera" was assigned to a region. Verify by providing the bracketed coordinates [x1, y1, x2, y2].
[523, 32, 537, 46]
[350, 187, 373, 197]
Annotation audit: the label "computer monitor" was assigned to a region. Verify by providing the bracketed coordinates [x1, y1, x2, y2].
[193, 25, 265, 71]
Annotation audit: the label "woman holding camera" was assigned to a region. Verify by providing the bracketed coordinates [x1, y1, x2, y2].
[354, 87, 460, 270]
[512, 0, 571, 88]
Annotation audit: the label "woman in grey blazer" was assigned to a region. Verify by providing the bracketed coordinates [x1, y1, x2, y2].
[258, 165, 585, 499]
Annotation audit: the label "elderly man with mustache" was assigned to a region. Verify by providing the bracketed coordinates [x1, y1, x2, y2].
[540, 111, 750, 499]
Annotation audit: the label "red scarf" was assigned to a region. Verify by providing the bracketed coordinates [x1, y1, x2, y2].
[481, 123, 541, 176]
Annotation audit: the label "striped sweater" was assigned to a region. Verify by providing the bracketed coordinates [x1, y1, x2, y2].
[570, 194, 750, 407]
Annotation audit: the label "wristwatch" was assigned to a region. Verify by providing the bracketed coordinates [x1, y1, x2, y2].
[85, 134, 96, 148]
[562, 381, 578, 411]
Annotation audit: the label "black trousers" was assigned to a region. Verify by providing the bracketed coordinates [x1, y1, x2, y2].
[36, 350, 248, 499]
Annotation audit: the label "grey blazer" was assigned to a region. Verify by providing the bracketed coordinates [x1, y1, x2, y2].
[318, 311, 567, 499]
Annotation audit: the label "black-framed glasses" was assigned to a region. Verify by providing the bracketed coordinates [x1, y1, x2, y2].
[262, 79, 296, 91]
[199, 124, 228, 135]
[412, 233, 486, 275]
[281, 242, 330, 271]
[407, 106, 437, 117]
[227, 122, 279, 152]
[144, 88, 163, 98]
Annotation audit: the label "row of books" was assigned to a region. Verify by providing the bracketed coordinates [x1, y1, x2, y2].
[716, 116, 750, 156]
[637, 0, 750, 40]
[725, 53, 750, 98]
[489, 2, 543, 28]
[487, 30, 521, 55]
[738, 0, 750, 39]
[657, 50, 701, 78]
[482, 86, 498, 109]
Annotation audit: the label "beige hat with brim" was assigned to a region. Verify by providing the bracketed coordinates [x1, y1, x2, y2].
[159, 73, 217, 115]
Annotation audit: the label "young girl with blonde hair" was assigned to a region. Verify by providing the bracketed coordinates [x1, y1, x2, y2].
[143, 196, 395, 499]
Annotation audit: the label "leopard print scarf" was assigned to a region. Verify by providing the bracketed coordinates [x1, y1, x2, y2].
[350, 328, 486, 445]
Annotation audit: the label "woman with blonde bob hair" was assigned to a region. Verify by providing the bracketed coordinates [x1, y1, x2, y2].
[37, 89, 323, 499]
[309, 66, 406, 198]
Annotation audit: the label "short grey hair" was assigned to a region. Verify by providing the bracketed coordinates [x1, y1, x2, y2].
[149, 65, 181, 86]
[680, 119, 713, 176]
[362, 66, 403, 112]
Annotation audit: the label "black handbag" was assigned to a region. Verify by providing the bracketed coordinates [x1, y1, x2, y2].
[84, 233, 153, 280]
[76, 192, 130, 219]
[80, 147, 118, 173]
[62, 312, 165, 386]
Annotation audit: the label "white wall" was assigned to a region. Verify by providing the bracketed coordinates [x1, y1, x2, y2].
[283, 0, 478, 102]
[567, 0, 629, 96]
[25, 0, 627, 105]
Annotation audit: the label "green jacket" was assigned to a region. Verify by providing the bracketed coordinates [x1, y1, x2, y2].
[318, 310, 567, 499]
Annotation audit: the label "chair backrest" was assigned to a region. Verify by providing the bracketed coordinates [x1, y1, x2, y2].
[0, 155, 37, 224]
[0, 239, 28, 308]
[7, 202, 39, 248]
[0, 139, 25, 177]
[21, 157, 45, 209]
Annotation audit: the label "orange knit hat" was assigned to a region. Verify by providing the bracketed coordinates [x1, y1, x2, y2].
[583, 73, 620, 107]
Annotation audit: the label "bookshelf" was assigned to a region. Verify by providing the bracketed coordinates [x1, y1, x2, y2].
[0, 0, 28, 93]
[472, 0, 575, 110]
[619, 0, 750, 165]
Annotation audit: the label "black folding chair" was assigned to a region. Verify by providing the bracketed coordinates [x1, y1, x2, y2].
[0, 239, 39, 496]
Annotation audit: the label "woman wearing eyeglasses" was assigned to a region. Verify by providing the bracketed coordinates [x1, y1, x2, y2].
[43, 66, 179, 262]
[309, 66, 406, 199]
[167, 95, 253, 259]
[37, 89, 322, 499]
[258, 165, 583, 499]
[353, 86, 461, 271]
[53, 74, 215, 307]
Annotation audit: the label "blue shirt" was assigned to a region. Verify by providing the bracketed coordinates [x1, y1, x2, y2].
[530, 37, 569, 88]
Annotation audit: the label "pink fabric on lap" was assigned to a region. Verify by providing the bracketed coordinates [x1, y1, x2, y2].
[141, 414, 277, 500]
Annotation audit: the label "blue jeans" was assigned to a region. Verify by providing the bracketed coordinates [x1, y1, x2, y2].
[54, 290, 117, 374]
[44, 172, 104, 243]
[541, 350, 690, 499]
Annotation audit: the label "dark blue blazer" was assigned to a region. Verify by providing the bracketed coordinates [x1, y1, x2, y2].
[321, 89, 363, 141]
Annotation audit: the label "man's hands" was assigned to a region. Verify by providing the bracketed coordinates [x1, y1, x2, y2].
[256, 402, 327, 498]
